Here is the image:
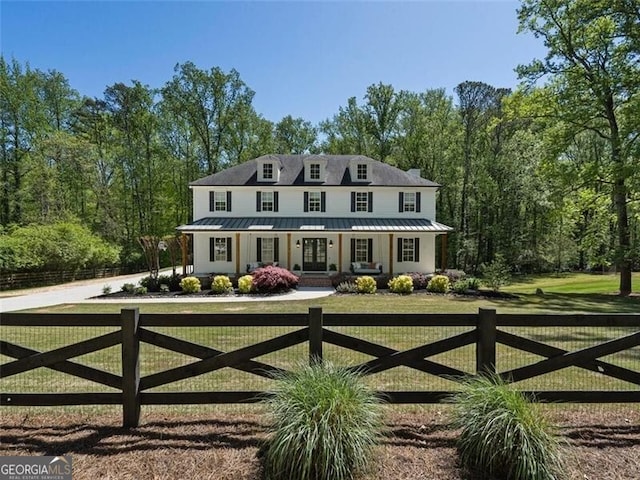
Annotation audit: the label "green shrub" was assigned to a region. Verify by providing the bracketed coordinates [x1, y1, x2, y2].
[179, 276, 201, 293]
[262, 362, 384, 480]
[355, 275, 377, 294]
[0, 221, 120, 272]
[388, 274, 414, 294]
[102, 284, 112, 295]
[238, 274, 254, 294]
[121, 283, 135, 293]
[427, 274, 450, 293]
[335, 281, 357, 293]
[449, 374, 563, 480]
[139, 275, 160, 292]
[451, 279, 469, 294]
[481, 254, 511, 291]
[465, 277, 481, 290]
[157, 273, 183, 292]
[211, 275, 233, 294]
[134, 285, 147, 295]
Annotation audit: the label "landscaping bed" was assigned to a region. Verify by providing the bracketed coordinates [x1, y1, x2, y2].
[1, 408, 638, 480]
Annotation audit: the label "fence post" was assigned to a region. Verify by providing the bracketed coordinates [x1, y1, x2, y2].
[309, 307, 323, 365]
[476, 308, 497, 375]
[121, 308, 141, 428]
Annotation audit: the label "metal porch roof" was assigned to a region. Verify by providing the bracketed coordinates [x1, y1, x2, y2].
[177, 217, 453, 233]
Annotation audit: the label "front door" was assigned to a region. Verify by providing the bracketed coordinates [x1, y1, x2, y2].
[302, 238, 327, 272]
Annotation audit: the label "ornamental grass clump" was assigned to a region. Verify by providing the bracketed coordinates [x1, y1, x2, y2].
[448, 374, 564, 480]
[262, 362, 384, 480]
[211, 275, 233, 294]
[355, 275, 377, 294]
[237, 274, 254, 294]
[388, 274, 414, 294]
[179, 276, 201, 293]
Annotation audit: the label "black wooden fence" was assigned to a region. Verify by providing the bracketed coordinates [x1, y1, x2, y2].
[1, 308, 639, 428]
[0, 267, 129, 291]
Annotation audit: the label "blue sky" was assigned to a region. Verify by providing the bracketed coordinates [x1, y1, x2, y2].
[1, 1, 546, 125]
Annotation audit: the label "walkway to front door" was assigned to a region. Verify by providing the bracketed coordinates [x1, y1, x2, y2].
[302, 238, 327, 271]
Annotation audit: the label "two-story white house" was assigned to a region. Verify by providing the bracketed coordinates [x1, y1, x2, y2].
[177, 154, 452, 276]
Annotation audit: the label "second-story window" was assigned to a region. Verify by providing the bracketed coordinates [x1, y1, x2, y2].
[261, 191, 274, 211]
[308, 192, 321, 212]
[304, 191, 326, 212]
[214, 192, 227, 211]
[351, 192, 372, 212]
[310, 163, 321, 180]
[263, 163, 274, 180]
[356, 163, 368, 180]
[256, 191, 279, 212]
[403, 192, 416, 212]
[399, 192, 421, 213]
[209, 191, 231, 212]
[356, 192, 368, 212]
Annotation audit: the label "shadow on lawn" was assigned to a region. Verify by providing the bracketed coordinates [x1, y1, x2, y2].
[483, 292, 640, 314]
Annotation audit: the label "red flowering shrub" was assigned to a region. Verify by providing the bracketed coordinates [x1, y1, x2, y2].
[252, 266, 299, 293]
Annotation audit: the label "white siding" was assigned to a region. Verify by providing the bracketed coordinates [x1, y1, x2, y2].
[192, 186, 438, 220]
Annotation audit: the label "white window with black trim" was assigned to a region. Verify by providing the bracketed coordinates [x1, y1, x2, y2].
[304, 191, 326, 212]
[398, 192, 421, 213]
[209, 191, 232, 212]
[256, 191, 279, 212]
[397, 237, 420, 262]
[351, 238, 372, 263]
[351, 191, 373, 212]
[257, 237, 280, 263]
[210, 237, 232, 262]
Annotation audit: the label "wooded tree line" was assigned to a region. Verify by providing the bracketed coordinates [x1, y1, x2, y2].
[1, 0, 638, 292]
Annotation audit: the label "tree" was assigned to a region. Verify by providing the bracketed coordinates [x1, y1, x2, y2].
[363, 83, 403, 162]
[161, 62, 255, 174]
[517, 0, 640, 295]
[274, 115, 317, 154]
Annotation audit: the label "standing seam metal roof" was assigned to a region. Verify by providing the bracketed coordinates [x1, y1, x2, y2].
[177, 217, 453, 232]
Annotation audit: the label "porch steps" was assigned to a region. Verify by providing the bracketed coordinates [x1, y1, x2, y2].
[297, 274, 334, 288]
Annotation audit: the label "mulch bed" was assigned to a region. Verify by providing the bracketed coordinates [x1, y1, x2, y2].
[1, 407, 639, 479]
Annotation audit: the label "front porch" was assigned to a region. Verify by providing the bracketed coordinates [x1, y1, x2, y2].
[178, 216, 453, 277]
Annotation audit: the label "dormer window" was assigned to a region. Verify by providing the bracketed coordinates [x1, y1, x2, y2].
[304, 158, 327, 182]
[356, 163, 368, 180]
[309, 163, 320, 180]
[257, 157, 281, 182]
[263, 163, 274, 180]
[349, 158, 371, 182]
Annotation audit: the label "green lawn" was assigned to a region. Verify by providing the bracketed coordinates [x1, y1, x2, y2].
[504, 271, 640, 294]
[21, 271, 640, 315]
[1, 272, 638, 412]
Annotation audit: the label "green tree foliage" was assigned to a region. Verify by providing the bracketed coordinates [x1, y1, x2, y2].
[274, 115, 317, 154]
[0, 222, 120, 272]
[161, 61, 256, 174]
[516, 0, 640, 294]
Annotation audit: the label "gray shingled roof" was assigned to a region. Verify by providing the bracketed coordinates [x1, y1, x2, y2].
[190, 155, 440, 187]
[177, 217, 453, 232]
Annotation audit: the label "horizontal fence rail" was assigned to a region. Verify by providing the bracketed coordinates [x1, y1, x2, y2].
[0, 267, 134, 291]
[1, 308, 639, 427]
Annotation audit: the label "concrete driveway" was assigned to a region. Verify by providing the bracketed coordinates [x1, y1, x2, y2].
[0, 270, 334, 313]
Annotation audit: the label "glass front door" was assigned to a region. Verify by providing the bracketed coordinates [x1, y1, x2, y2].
[302, 238, 327, 272]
